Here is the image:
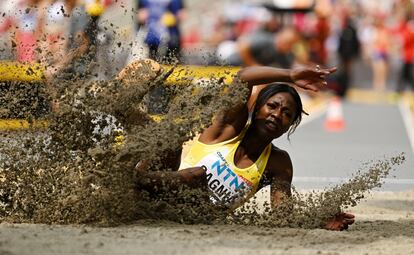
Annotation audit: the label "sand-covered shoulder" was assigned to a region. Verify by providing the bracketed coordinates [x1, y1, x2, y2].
[1, 190, 413, 255]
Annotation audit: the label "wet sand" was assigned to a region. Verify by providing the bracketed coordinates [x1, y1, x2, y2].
[1, 190, 413, 255]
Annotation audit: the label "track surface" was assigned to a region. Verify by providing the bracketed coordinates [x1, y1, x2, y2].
[275, 100, 414, 191]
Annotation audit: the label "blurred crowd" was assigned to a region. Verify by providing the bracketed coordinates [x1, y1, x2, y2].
[186, 0, 414, 96]
[1, 0, 414, 96]
[0, 0, 115, 80]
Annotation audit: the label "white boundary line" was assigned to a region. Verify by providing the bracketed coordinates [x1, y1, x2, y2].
[398, 101, 414, 155]
[293, 176, 414, 184]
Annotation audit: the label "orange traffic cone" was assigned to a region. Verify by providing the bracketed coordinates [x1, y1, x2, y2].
[324, 96, 345, 132]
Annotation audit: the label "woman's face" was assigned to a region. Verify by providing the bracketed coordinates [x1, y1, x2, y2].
[254, 92, 297, 139]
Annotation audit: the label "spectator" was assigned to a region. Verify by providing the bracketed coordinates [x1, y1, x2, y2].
[14, 0, 43, 63]
[225, 27, 300, 68]
[45, 0, 104, 80]
[371, 14, 390, 92]
[38, 0, 73, 67]
[396, 13, 414, 93]
[0, 0, 19, 60]
[335, 14, 360, 97]
[136, 0, 186, 63]
[312, 14, 330, 65]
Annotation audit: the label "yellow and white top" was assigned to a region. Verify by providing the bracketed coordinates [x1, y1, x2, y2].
[179, 123, 272, 207]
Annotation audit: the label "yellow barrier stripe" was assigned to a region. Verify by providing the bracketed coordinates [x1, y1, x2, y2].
[0, 62, 240, 131]
[346, 88, 401, 104]
[0, 61, 45, 82]
[0, 119, 48, 131]
[0, 114, 180, 130]
[162, 65, 240, 85]
[0, 61, 240, 84]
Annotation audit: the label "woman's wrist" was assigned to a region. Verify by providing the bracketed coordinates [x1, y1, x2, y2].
[288, 69, 296, 84]
[271, 67, 294, 83]
[238, 66, 294, 86]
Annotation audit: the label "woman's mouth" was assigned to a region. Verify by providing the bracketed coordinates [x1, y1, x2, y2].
[265, 120, 279, 131]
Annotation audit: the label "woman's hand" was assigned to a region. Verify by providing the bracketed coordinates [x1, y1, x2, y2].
[324, 212, 355, 231]
[290, 65, 337, 92]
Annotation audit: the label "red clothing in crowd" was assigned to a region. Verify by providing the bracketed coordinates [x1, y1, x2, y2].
[399, 21, 414, 63]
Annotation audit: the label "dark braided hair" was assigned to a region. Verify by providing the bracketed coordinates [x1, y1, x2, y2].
[252, 83, 307, 139]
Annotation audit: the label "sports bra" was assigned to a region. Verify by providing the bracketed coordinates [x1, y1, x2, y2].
[179, 121, 272, 208]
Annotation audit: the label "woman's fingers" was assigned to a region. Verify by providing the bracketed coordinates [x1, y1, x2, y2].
[324, 212, 355, 231]
[326, 67, 338, 73]
[314, 66, 337, 78]
[343, 216, 355, 225]
[343, 212, 355, 218]
[344, 219, 355, 225]
[304, 83, 319, 92]
[317, 69, 330, 75]
[316, 66, 337, 74]
[341, 213, 355, 226]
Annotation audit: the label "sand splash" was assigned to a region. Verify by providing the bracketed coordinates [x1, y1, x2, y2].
[234, 154, 405, 228]
[0, 62, 406, 227]
[0, 62, 248, 225]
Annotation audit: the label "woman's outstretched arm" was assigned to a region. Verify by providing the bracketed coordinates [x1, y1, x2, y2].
[238, 65, 337, 92]
[200, 65, 336, 143]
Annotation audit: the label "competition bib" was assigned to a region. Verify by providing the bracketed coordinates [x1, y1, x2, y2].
[197, 149, 253, 205]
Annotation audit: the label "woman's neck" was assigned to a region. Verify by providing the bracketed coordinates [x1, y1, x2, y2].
[239, 127, 272, 157]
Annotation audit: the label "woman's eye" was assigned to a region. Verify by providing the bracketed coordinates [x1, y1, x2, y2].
[268, 102, 278, 108]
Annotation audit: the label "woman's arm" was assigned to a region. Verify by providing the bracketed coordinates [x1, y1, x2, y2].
[267, 150, 355, 231]
[238, 65, 337, 92]
[267, 150, 293, 208]
[242, 65, 337, 113]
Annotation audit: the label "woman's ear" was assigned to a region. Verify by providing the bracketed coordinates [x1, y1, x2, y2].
[252, 108, 258, 120]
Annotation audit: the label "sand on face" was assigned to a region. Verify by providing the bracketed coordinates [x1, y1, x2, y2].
[1, 190, 413, 255]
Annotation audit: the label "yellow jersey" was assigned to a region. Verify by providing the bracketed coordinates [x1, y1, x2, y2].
[179, 123, 272, 208]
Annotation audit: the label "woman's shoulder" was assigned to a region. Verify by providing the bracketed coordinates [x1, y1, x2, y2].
[198, 105, 249, 144]
[265, 145, 293, 180]
[269, 145, 291, 161]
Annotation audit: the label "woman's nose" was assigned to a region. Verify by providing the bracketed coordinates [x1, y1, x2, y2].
[271, 108, 282, 119]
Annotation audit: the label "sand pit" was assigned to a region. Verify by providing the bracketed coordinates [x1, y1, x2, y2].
[1, 190, 413, 255]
